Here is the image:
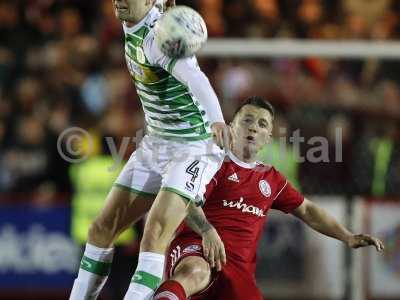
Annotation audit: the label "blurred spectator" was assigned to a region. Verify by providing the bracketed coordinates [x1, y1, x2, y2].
[15, 77, 45, 116]
[386, 141, 400, 196]
[352, 121, 400, 196]
[59, 7, 83, 40]
[295, 0, 325, 38]
[295, 108, 356, 194]
[98, 0, 124, 50]
[0, 1, 24, 88]
[343, 14, 368, 39]
[199, 0, 225, 36]
[342, 0, 392, 31]
[1, 116, 53, 197]
[247, 0, 283, 37]
[380, 80, 400, 116]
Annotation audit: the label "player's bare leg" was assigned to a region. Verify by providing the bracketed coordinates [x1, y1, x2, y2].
[124, 191, 190, 299]
[88, 187, 154, 247]
[154, 256, 211, 300]
[70, 187, 154, 300]
[140, 191, 189, 252]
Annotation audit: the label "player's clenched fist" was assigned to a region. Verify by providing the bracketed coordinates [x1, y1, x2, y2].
[202, 226, 226, 271]
[211, 122, 232, 150]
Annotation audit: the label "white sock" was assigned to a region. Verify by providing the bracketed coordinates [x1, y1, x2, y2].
[69, 243, 114, 300]
[123, 252, 165, 300]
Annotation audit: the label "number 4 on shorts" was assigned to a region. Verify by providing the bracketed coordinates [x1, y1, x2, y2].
[186, 160, 200, 182]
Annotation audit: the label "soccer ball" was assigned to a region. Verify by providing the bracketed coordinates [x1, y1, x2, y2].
[155, 6, 208, 59]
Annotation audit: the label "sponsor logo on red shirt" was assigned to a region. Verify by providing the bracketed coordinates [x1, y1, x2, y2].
[222, 197, 266, 217]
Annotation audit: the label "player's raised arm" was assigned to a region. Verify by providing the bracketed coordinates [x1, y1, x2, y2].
[185, 203, 226, 271]
[144, 36, 230, 149]
[291, 198, 385, 252]
[172, 58, 232, 148]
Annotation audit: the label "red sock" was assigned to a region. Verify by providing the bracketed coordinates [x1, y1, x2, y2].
[153, 280, 187, 300]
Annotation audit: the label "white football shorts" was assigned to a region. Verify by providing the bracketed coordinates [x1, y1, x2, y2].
[114, 134, 224, 205]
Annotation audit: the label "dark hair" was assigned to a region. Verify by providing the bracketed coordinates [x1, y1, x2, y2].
[233, 96, 275, 119]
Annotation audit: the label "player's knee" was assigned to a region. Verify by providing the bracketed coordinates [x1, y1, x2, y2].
[187, 264, 210, 287]
[175, 259, 211, 288]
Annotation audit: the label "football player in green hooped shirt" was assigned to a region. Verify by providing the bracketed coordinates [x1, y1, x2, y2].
[70, 1, 230, 299]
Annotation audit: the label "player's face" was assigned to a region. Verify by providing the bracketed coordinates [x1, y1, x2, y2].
[112, 0, 154, 22]
[231, 104, 273, 156]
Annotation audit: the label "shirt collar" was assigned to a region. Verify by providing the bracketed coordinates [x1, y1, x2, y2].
[123, 6, 158, 34]
[227, 150, 258, 169]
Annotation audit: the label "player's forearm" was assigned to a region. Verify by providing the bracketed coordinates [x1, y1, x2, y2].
[185, 203, 213, 236]
[186, 72, 225, 124]
[297, 202, 352, 244]
[172, 61, 225, 124]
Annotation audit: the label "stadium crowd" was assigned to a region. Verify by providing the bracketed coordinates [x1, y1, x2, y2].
[0, 0, 400, 204]
[197, 0, 400, 39]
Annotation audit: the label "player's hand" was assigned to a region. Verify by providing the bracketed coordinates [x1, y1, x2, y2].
[347, 234, 385, 252]
[228, 125, 236, 151]
[165, 0, 175, 9]
[211, 122, 232, 150]
[202, 227, 226, 271]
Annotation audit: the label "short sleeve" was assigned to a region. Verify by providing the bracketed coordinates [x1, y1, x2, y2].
[271, 179, 304, 214]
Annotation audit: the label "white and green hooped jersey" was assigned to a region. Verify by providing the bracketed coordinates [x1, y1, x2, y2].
[123, 8, 213, 141]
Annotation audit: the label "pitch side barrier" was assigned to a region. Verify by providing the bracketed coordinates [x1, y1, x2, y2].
[201, 39, 400, 59]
